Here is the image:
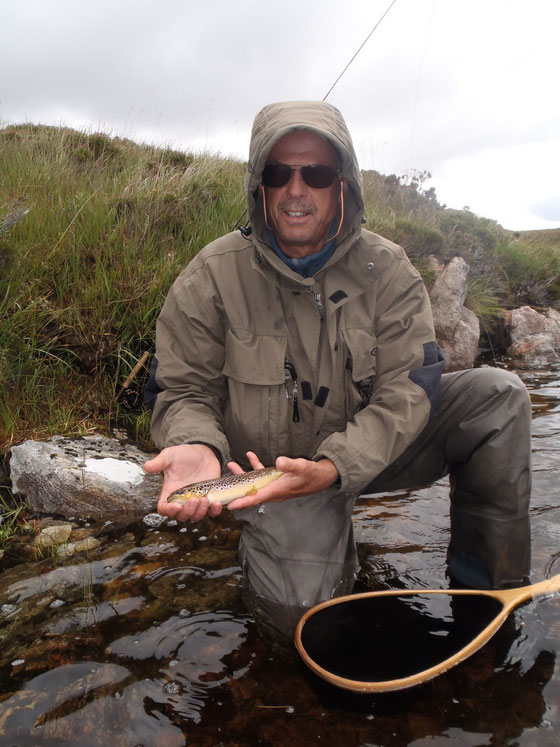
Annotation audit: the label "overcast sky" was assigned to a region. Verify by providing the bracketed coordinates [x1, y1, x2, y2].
[1, 0, 559, 231]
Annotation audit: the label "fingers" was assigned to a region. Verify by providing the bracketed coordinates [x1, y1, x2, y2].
[227, 461, 245, 475]
[227, 452, 266, 475]
[208, 500, 224, 518]
[246, 451, 265, 470]
[157, 495, 180, 518]
[160, 495, 223, 522]
[144, 452, 167, 474]
[275, 455, 306, 474]
[150, 447, 282, 523]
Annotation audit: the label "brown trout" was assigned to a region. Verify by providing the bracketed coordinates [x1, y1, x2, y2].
[166, 467, 283, 506]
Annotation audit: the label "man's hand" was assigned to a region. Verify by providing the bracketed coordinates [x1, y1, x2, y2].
[144, 443, 222, 522]
[226, 451, 339, 509]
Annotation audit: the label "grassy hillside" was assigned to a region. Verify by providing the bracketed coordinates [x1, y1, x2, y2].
[1, 124, 559, 451]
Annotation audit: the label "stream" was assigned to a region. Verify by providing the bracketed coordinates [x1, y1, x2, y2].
[0, 366, 558, 746]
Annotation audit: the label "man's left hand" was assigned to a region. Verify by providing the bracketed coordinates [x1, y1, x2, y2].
[226, 451, 339, 509]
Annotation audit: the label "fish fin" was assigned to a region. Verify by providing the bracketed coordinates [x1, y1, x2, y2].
[246, 486, 257, 496]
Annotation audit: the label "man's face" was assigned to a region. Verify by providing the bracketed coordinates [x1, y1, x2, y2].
[262, 130, 340, 259]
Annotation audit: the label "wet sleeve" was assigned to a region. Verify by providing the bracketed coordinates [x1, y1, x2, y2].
[408, 341, 445, 417]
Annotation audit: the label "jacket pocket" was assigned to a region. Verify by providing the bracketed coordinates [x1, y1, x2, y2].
[341, 327, 378, 415]
[222, 329, 288, 464]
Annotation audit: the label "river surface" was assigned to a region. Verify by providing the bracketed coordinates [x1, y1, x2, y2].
[0, 366, 559, 746]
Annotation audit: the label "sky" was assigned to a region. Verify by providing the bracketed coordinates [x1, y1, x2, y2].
[1, 0, 559, 231]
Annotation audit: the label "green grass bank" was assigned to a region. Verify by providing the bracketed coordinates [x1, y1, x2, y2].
[1, 124, 559, 454]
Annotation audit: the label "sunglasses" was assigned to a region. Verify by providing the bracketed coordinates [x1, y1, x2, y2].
[261, 163, 340, 189]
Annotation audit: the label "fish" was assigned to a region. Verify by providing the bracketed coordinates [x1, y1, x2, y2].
[166, 467, 283, 506]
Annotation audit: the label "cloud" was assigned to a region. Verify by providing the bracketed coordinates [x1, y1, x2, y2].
[1, 0, 559, 230]
[530, 196, 560, 223]
[434, 135, 560, 230]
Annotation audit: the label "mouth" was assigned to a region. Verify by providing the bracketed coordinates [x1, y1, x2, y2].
[285, 210, 310, 218]
[280, 204, 316, 222]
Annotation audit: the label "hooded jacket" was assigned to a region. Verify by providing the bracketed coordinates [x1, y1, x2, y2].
[150, 101, 444, 494]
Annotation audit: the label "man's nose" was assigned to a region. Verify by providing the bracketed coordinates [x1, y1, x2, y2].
[285, 168, 307, 196]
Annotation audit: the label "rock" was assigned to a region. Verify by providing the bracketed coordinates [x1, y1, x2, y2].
[69, 527, 96, 541]
[9, 435, 162, 520]
[44, 535, 102, 559]
[505, 306, 560, 367]
[34, 524, 73, 549]
[74, 536, 101, 553]
[445, 306, 480, 372]
[429, 256, 480, 371]
[56, 542, 77, 558]
[36, 517, 78, 531]
[426, 254, 445, 284]
[545, 307, 560, 337]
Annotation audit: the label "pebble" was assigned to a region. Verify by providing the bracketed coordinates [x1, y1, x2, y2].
[143, 513, 165, 528]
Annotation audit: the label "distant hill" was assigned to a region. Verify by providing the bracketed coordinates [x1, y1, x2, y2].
[515, 228, 560, 243]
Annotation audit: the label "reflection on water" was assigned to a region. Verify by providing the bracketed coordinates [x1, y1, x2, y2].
[0, 366, 559, 746]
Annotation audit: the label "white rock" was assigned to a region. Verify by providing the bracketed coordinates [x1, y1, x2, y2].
[9, 435, 162, 520]
[84, 457, 145, 485]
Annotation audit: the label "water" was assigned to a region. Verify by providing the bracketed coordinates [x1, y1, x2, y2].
[0, 366, 559, 746]
[299, 593, 504, 683]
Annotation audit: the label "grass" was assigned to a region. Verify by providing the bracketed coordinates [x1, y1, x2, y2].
[0, 485, 33, 550]
[0, 492, 25, 543]
[495, 234, 560, 307]
[0, 124, 245, 450]
[1, 123, 559, 459]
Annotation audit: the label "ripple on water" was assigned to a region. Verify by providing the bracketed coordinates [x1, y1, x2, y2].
[105, 609, 250, 725]
[0, 365, 559, 745]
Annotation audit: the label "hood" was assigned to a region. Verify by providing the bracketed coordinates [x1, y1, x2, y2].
[244, 101, 364, 257]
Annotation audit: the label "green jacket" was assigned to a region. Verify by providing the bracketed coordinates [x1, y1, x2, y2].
[150, 101, 443, 494]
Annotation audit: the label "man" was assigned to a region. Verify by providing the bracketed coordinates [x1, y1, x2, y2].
[145, 101, 531, 638]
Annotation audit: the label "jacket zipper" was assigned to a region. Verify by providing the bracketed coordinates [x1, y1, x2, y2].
[308, 287, 324, 321]
[284, 361, 300, 423]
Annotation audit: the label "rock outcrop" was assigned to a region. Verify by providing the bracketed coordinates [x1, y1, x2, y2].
[9, 435, 161, 519]
[428, 256, 480, 371]
[504, 306, 560, 367]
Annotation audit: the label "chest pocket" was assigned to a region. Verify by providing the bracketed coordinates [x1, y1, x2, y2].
[342, 327, 378, 413]
[222, 328, 287, 465]
[223, 329, 286, 384]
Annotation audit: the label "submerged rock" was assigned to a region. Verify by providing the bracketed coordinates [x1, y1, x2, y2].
[74, 536, 101, 553]
[9, 435, 161, 520]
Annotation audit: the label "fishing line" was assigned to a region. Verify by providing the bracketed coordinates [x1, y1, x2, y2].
[410, 0, 436, 169]
[233, 0, 399, 233]
[322, 0, 399, 101]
